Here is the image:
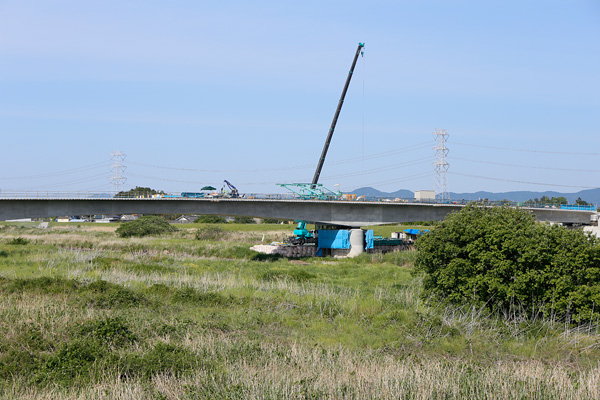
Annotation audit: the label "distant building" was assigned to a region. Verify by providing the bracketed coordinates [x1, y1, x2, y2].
[173, 215, 198, 224]
[414, 190, 436, 202]
[94, 215, 120, 223]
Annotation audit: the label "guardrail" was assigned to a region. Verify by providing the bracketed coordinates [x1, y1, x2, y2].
[0, 192, 596, 211]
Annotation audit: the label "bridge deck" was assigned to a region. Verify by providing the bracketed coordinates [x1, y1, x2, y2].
[0, 198, 595, 226]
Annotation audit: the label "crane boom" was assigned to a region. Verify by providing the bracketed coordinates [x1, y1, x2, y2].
[311, 42, 364, 186]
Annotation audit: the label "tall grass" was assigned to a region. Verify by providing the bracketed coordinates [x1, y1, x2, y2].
[1, 225, 600, 398]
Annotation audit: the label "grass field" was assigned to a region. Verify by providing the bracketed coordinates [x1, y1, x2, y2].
[0, 222, 599, 399]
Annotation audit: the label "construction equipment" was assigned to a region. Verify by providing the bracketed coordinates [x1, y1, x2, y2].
[312, 42, 365, 187]
[277, 183, 341, 200]
[280, 43, 364, 200]
[287, 221, 317, 245]
[282, 43, 364, 247]
[223, 180, 240, 198]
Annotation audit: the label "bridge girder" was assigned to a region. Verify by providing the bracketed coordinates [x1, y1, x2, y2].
[0, 198, 595, 226]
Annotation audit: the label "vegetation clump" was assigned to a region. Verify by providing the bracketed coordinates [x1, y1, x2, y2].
[233, 216, 255, 224]
[116, 215, 177, 238]
[115, 186, 163, 198]
[415, 205, 600, 323]
[77, 317, 138, 347]
[83, 280, 145, 308]
[196, 225, 225, 240]
[195, 215, 226, 223]
[7, 237, 29, 245]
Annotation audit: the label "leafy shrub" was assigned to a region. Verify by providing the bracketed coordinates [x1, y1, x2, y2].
[415, 205, 600, 323]
[77, 317, 137, 347]
[262, 218, 291, 224]
[40, 340, 105, 385]
[0, 349, 43, 382]
[172, 287, 229, 306]
[115, 186, 163, 198]
[233, 216, 255, 224]
[0, 250, 8, 257]
[84, 280, 145, 308]
[195, 215, 226, 223]
[115, 342, 203, 379]
[7, 237, 29, 245]
[4, 277, 79, 294]
[116, 216, 177, 238]
[196, 225, 225, 240]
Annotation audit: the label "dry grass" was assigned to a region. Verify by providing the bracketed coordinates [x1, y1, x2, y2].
[3, 342, 600, 399]
[2, 225, 600, 399]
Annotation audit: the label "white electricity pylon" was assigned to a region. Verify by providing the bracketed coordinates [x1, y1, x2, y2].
[110, 151, 127, 193]
[433, 129, 449, 201]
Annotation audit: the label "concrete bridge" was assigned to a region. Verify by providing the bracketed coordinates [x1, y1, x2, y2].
[0, 198, 595, 226]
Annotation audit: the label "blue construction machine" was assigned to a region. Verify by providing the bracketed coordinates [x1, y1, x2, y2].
[288, 221, 317, 245]
[223, 180, 240, 198]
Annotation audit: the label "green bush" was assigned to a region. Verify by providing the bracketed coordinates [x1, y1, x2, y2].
[195, 215, 226, 223]
[262, 218, 291, 224]
[83, 280, 145, 308]
[40, 340, 105, 385]
[233, 216, 255, 224]
[4, 277, 80, 294]
[7, 237, 29, 245]
[116, 216, 178, 238]
[415, 205, 600, 323]
[77, 317, 137, 347]
[171, 287, 229, 306]
[196, 225, 225, 240]
[114, 342, 204, 379]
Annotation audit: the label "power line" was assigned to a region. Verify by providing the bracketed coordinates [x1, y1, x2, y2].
[127, 173, 214, 185]
[81, 183, 113, 192]
[350, 172, 434, 189]
[451, 156, 600, 173]
[5, 173, 108, 191]
[0, 161, 109, 180]
[450, 171, 599, 189]
[452, 141, 600, 156]
[321, 158, 431, 181]
[126, 142, 432, 173]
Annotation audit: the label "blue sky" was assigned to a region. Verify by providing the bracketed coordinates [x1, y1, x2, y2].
[1, 0, 599, 196]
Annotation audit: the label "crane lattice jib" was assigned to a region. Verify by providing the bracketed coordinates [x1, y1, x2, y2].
[311, 42, 365, 186]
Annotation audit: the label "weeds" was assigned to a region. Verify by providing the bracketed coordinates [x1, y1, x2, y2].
[83, 280, 145, 308]
[171, 287, 230, 306]
[1, 224, 600, 398]
[115, 342, 206, 380]
[77, 316, 137, 347]
[195, 226, 226, 241]
[260, 268, 316, 282]
[7, 237, 29, 245]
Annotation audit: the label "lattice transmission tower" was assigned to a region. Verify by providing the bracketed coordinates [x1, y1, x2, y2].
[110, 151, 127, 194]
[433, 129, 449, 201]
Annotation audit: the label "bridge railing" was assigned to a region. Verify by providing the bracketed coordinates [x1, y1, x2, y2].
[0, 192, 117, 199]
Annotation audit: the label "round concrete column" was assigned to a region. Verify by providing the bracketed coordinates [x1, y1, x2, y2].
[348, 229, 365, 257]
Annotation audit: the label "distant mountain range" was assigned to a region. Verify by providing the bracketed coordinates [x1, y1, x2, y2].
[350, 187, 600, 205]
